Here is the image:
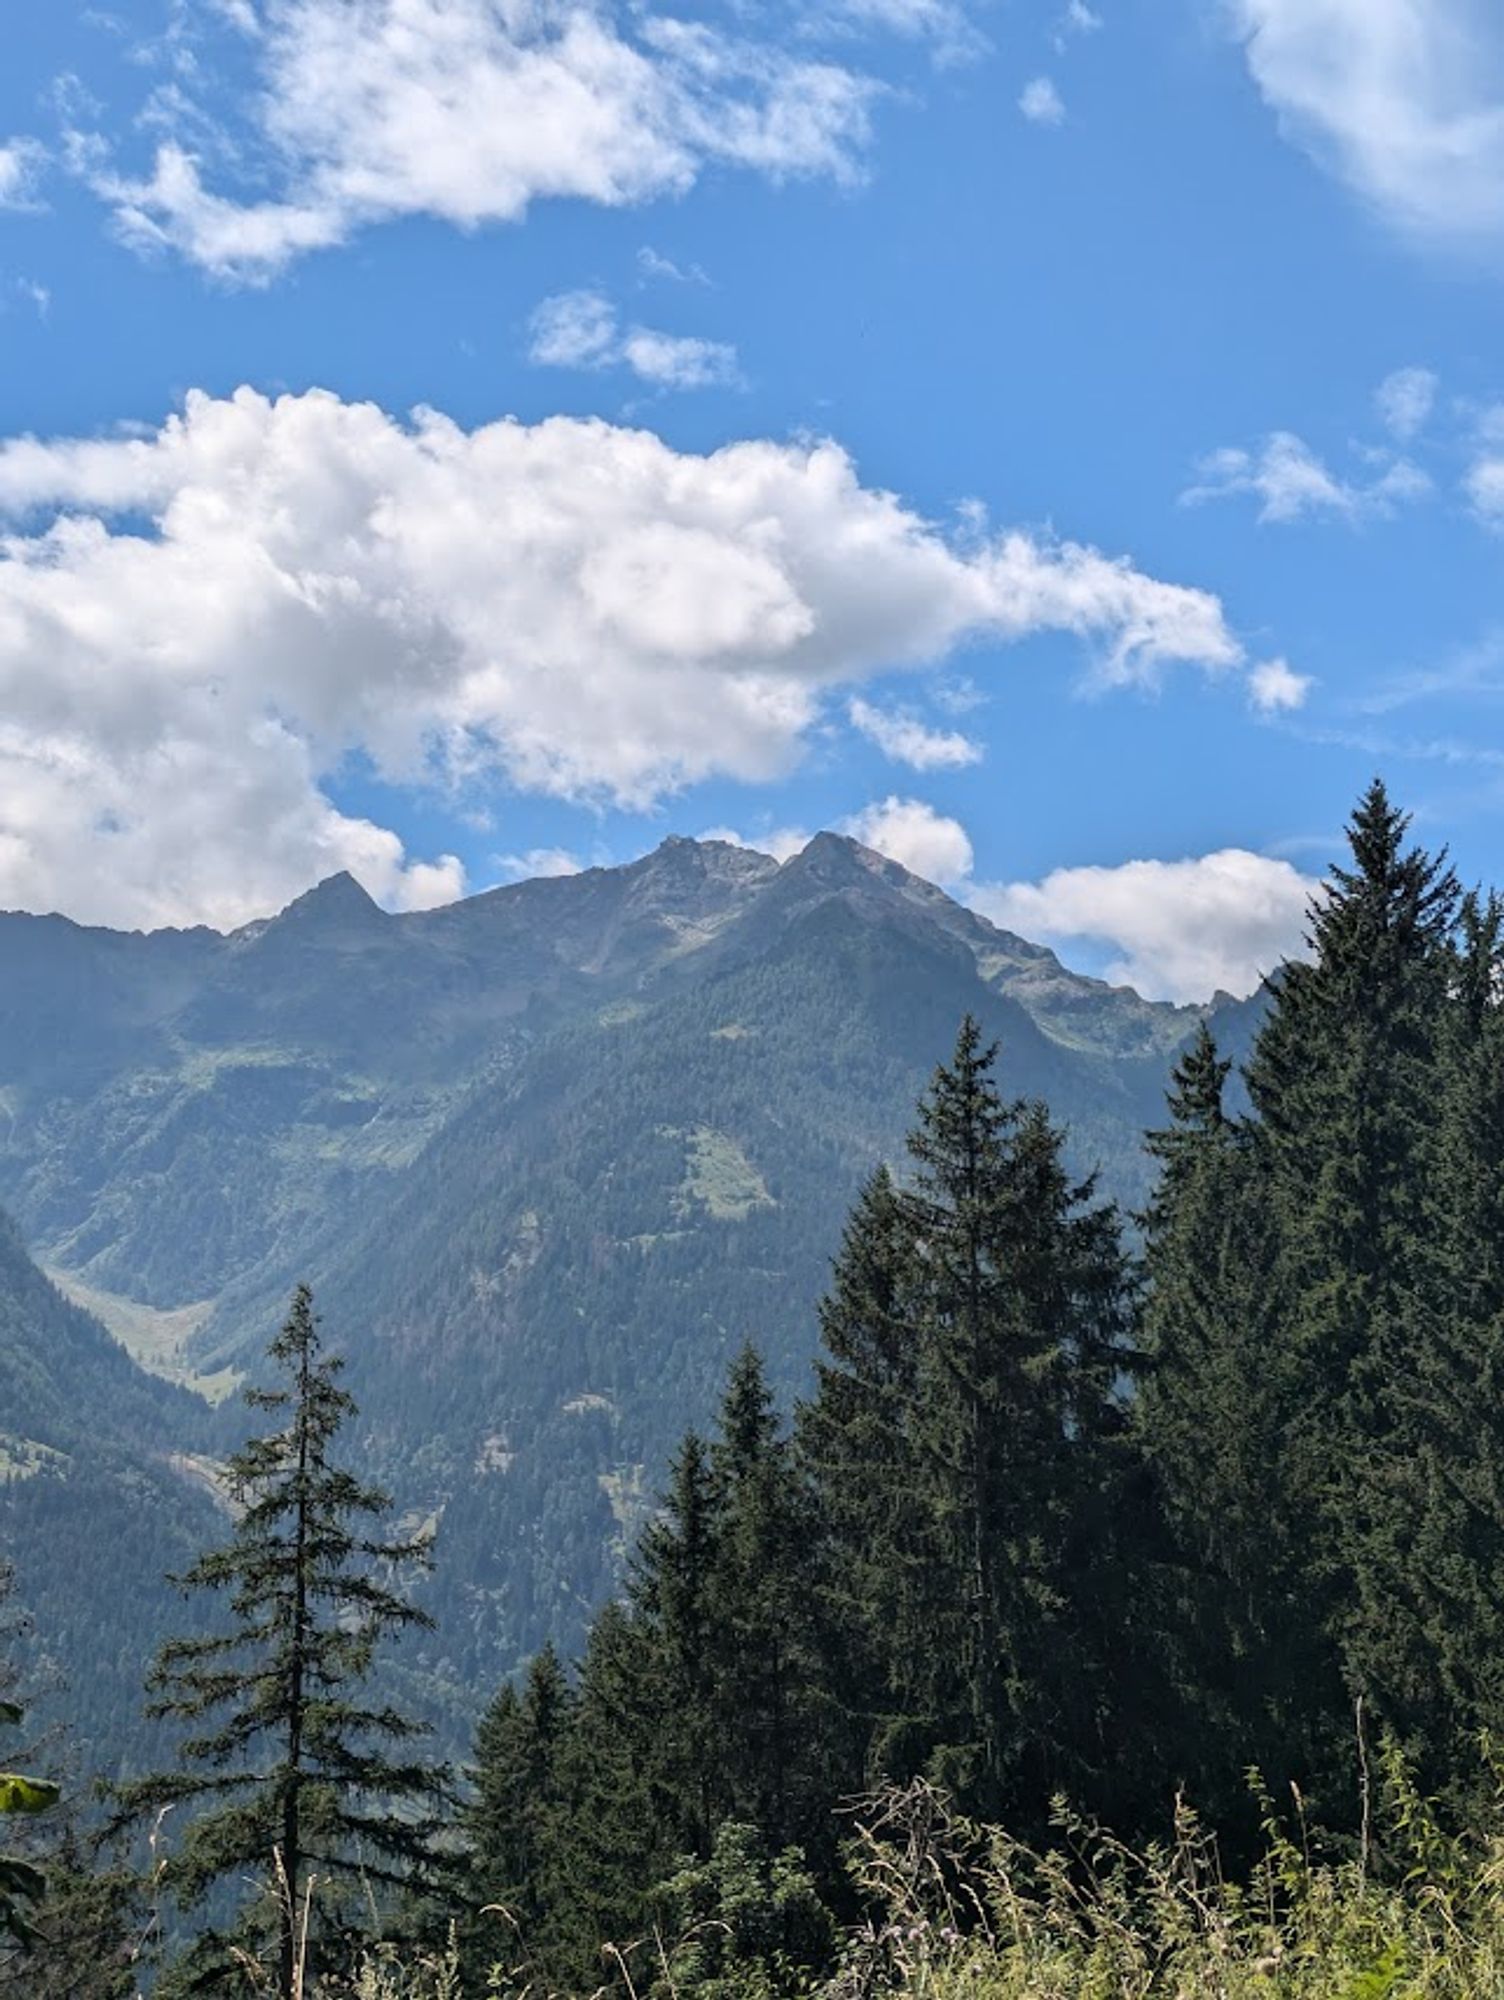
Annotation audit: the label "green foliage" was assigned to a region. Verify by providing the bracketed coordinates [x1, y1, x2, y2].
[797, 1020, 1139, 1825]
[0, 1696, 54, 1949]
[0, 835, 1199, 1760]
[652, 1822, 835, 2000]
[115, 1284, 449, 1998]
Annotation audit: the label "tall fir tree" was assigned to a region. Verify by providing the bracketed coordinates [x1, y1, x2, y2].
[1346, 890, 1504, 1794]
[795, 1167, 935, 1789]
[800, 1018, 1137, 1825]
[114, 1285, 447, 1999]
[1244, 782, 1459, 1767]
[705, 1347, 832, 1864]
[461, 1645, 575, 1992]
[1135, 1025, 1349, 1824]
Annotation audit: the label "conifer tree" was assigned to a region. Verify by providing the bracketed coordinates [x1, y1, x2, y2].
[1348, 891, 1504, 1791]
[115, 1285, 446, 1998]
[1135, 1026, 1348, 1822]
[1244, 782, 1459, 1763]
[461, 1646, 575, 1991]
[706, 1347, 831, 1862]
[801, 1019, 1136, 1824]
[548, 1602, 660, 1989]
[630, 1431, 722, 1860]
[795, 1167, 934, 1786]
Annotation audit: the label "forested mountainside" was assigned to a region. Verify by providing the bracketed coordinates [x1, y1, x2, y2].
[0, 833, 1229, 1745]
[0, 1214, 220, 1773]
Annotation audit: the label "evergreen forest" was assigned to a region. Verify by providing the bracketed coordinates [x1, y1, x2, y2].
[16, 781, 1504, 1997]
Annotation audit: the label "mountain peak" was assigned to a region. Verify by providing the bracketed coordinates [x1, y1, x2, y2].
[783, 830, 927, 891]
[270, 871, 385, 931]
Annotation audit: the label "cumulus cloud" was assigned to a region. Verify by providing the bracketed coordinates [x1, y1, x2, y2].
[1184, 430, 1431, 523]
[82, 0, 888, 280]
[701, 822, 813, 862]
[529, 288, 741, 389]
[1376, 365, 1438, 440]
[710, 799, 1318, 1002]
[842, 796, 975, 884]
[972, 850, 1318, 1002]
[1231, 0, 1504, 247]
[1248, 657, 1313, 713]
[0, 139, 47, 211]
[494, 846, 585, 880]
[1019, 77, 1066, 125]
[848, 696, 982, 768]
[0, 385, 1253, 928]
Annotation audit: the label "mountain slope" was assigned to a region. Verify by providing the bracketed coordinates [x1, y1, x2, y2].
[0, 1212, 221, 1769]
[0, 835, 1246, 1741]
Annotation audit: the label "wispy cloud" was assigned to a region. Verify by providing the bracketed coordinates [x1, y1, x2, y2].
[1019, 76, 1066, 126]
[848, 696, 983, 768]
[527, 288, 741, 391]
[0, 139, 47, 212]
[1376, 366, 1438, 441]
[71, 0, 911, 281]
[1249, 658, 1313, 713]
[1183, 429, 1431, 524]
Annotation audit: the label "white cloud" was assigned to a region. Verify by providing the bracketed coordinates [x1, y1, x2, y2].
[1376, 365, 1438, 439]
[848, 696, 982, 767]
[1231, 0, 1504, 248]
[620, 326, 741, 389]
[637, 244, 709, 285]
[494, 846, 585, 880]
[528, 289, 619, 369]
[1184, 430, 1431, 523]
[826, 0, 986, 64]
[529, 288, 741, 390]
[84, 0, 886, 281]
[1058, 1, 1101, 38]
[972, 850, 1318, 1002]
[1248, 657, 1313, 712]
[842, 796, 975, 884]
[701, 823, 812, 863]
[711, 799, 1318, 1003]
[0, 385, 1250, 928]
[1019, 76, 1066, 126]
[1466, 452, 1504, 520]
[0, 140, 47, 211]
[392, 855, 468, 908]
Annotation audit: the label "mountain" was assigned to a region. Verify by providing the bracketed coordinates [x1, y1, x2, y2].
[0, 1210, 220, 1772]
[0, 836, 1241, 1742]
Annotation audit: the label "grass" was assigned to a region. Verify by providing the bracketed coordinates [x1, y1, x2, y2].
[677, 1126, 775, 1222]
[43, 1268, 240, 1404]
[824, 1770, 1504, 2000]
[0, 1434, 67, 1482]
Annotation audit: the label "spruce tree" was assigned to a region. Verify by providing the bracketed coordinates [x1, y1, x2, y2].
[115, 1285, 446, 1998]
[795, 1167, 934, 1787]
[1244, 782, 1459, 1767]
[800, 1018, 1136, 1824]
[706, 1347, 832, 1863]
[1135, 1025, 1348, 1823]
[548, 1603, 661, 1990]
[1349, 890, 1504, 1792]
[630, 1431, 722, 1861]
[462, 1646, 575, 1991]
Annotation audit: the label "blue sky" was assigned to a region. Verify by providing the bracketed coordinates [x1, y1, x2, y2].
[2, 0, 1503, 999]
